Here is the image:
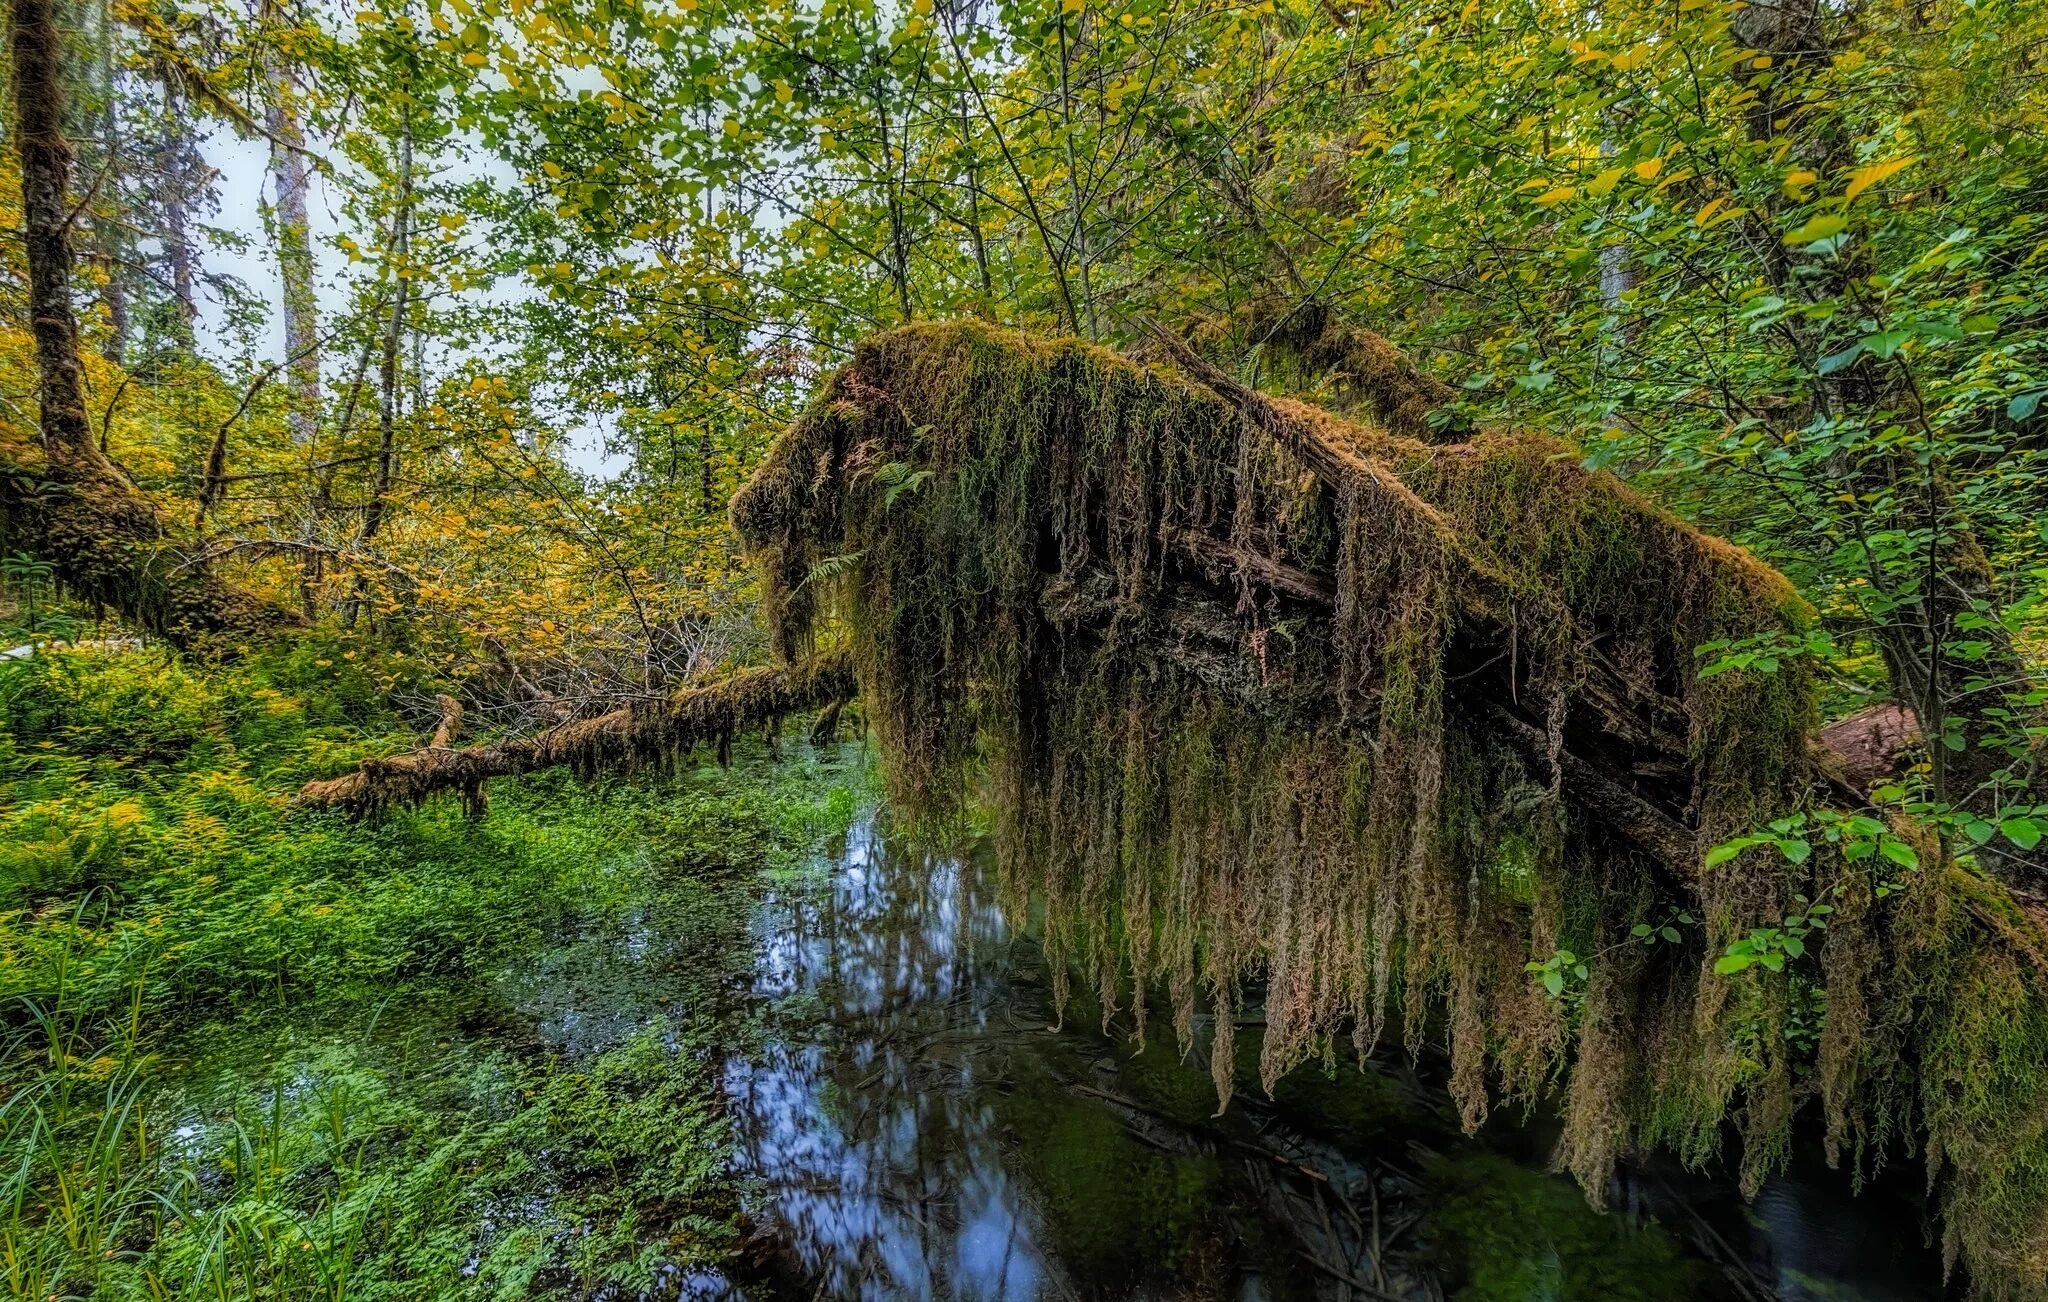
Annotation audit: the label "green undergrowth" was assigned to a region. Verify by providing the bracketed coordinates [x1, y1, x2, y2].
[0, 642, 870, 1300]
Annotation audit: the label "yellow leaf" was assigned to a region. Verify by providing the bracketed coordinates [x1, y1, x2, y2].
[1783, 169, 1818, 193]
[1632, 157, 1662, 181]
[542, 160, 563, 178]
[1844, 156, 1916, 202]
[1698, 202, 1747, 230]
[1586, 167, 1625, 199]
[1611, 43, 1652, 72]
[438, 213, 466, 230]
[1694, 196, 1726, 225]
[1532, 186, 1577, 206]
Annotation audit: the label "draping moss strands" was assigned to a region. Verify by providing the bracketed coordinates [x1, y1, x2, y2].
[732, 320, 2048, 1298]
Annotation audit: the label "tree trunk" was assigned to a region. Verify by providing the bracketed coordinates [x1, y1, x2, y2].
[363, 124, 412, 550]
[1057, 14, 1096, 341]
[298, 654, 857, 814]
[263, 10, 320, 446]
[4, 0, 301, 647]
[91, 0, 127, 366]
[1747, 0, 2041, 823]
[155, 79, 200, 335]
[346, 121, 412, 627]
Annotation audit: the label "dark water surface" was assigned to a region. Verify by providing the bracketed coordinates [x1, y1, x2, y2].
[709, 814, 1944, 1301]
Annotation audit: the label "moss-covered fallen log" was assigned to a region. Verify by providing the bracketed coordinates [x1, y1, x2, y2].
[296, 653, 855, 816]
[731, 320, 2048, 1298]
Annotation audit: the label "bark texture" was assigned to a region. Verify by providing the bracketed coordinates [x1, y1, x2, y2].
[5, 0, 302, 648]
[297, 654, 856, 815]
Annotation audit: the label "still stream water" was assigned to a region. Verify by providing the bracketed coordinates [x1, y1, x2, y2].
[687, 812, 1943, 1301]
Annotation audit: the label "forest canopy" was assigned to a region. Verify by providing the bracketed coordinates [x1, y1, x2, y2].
[4, 0, 2048, 1295]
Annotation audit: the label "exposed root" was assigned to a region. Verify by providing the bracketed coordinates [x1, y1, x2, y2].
[0, 453, 304, 649]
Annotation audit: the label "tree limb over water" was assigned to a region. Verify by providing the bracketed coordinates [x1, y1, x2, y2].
[297, 653, 855, 816]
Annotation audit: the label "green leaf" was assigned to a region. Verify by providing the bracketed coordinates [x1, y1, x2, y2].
[1776, 838, 1812, 864]
[2002, 817, 2044, 851]
[1879, 839, 1920, 869]
[1714, 953, 1753, 975]
[1817, 343, 1865, 375]
[1542, 970, 1564, 996]
[1704, 841, 1745, 868]
[2009, 391, 2045, 422]
[1785, 213, 1848, 245]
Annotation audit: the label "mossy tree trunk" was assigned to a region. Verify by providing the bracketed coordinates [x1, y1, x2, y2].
[726, 320, 2048, 1299]
[5, 0, 301, 648]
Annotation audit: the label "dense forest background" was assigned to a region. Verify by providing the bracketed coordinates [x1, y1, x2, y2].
[5, 0, 2043, 729]
[3, 0, 2047, 1295]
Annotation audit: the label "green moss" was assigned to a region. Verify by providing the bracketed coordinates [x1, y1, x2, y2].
[1265, 1056, 1437, 1152]
[733, 320, 2048, 1298]
[1423, 1151, 1713, 1302]
[991, 1070, 1233, 1290]
[1117, 1033, 1226, 1126]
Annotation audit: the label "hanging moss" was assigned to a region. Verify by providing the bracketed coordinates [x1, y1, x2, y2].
[732, 320, 2048, 1298]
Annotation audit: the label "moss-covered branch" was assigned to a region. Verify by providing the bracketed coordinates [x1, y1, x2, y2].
[296, 653, 855, 816]
[731, 319, 2048, 1299]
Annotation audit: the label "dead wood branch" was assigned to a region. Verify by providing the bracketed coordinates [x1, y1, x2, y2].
[297, 652, 856, 815]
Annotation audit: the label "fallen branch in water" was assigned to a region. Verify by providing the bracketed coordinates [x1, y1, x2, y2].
[297, 651, 856, 816]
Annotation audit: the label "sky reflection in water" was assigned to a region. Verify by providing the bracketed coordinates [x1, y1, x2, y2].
[725, 820, 1054, 1301]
